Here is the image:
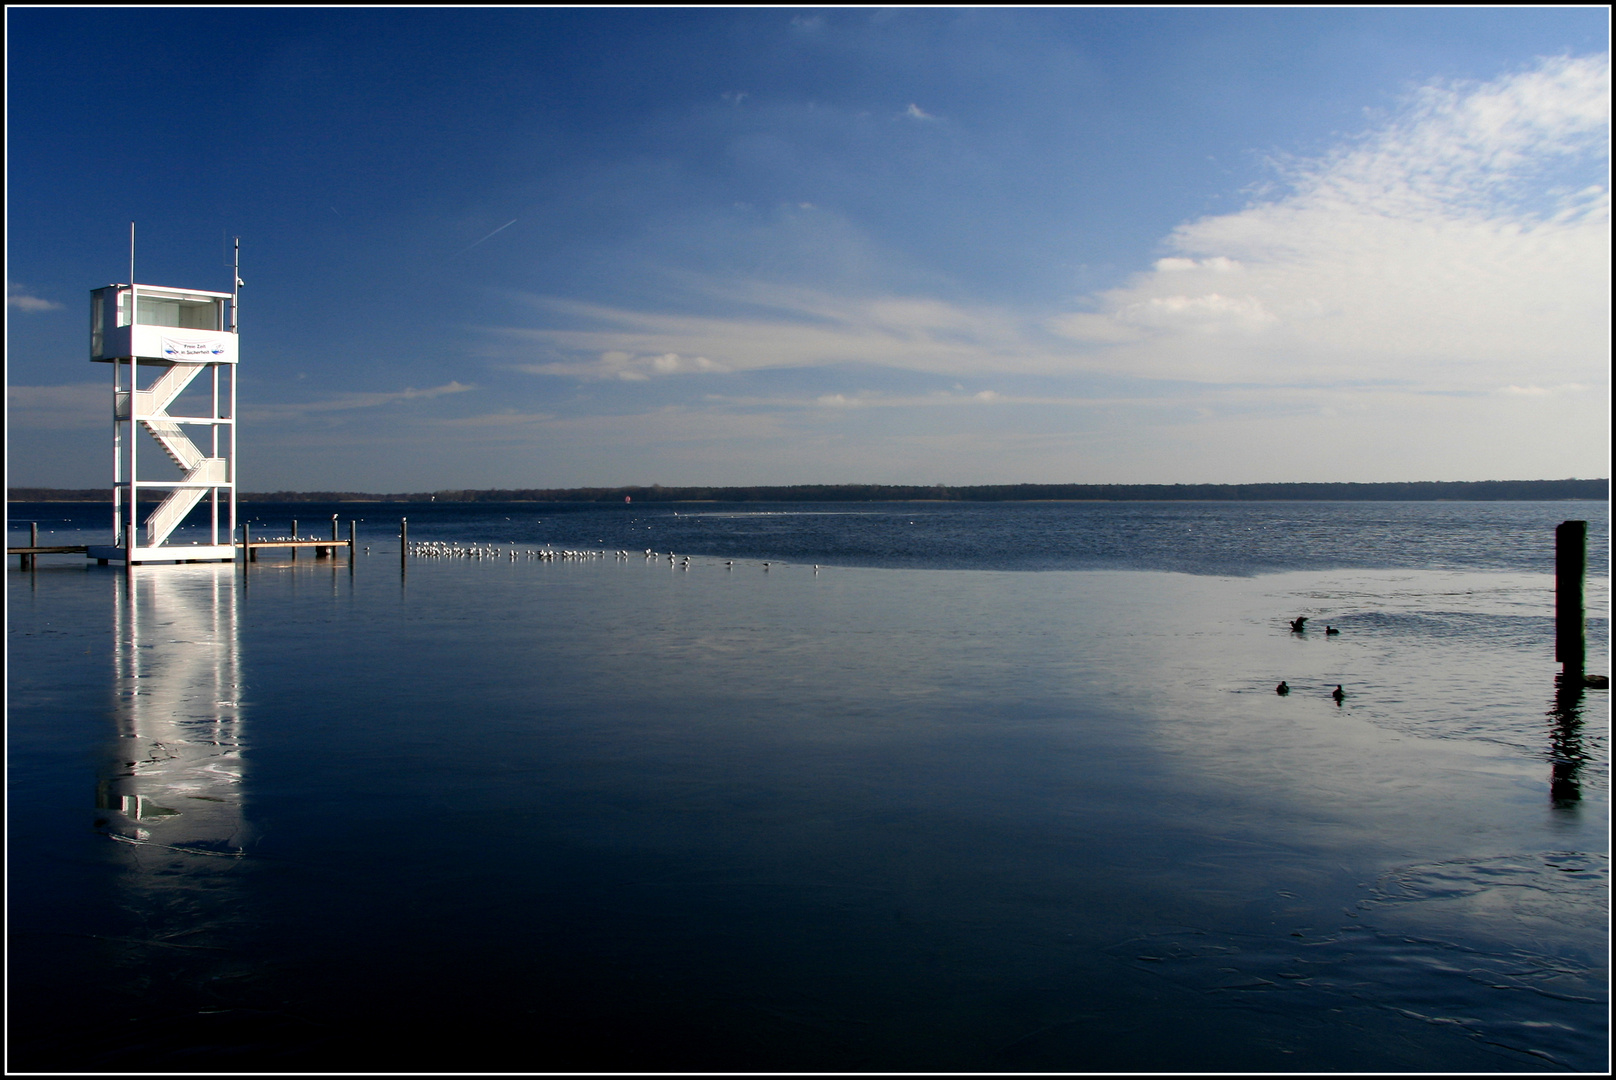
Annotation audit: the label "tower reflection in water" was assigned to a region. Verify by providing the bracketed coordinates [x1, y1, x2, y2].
[74, 566, 346, 1069]
[98, 563, 247, 856]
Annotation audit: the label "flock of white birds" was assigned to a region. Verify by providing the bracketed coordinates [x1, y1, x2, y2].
[404, 541, 818, 572]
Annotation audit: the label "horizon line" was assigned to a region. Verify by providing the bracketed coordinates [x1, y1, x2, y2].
[9, 478, 1609, 504]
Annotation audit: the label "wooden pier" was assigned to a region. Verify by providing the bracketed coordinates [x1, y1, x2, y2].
[11, 519, 358, 567]
[239, 538, 353, 561]
[8, 523, 86, 567]
[10, 542, 356, 567]
[240, 519, 357, 564]
[10, 545, 90, 568]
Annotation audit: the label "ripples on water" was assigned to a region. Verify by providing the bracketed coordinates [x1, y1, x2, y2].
[11, 498, 1609, 575]
[6, 499, 1608, 1071]
[632, 500, 1606, 575]
[1104, 849, 1606, 1068]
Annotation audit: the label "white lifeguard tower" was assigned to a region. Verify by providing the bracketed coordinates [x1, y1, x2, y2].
[87, 241, 240, 565]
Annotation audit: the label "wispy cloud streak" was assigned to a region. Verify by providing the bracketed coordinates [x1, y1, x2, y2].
[244, 381, 476, 421]
[453, 219, 519, 257]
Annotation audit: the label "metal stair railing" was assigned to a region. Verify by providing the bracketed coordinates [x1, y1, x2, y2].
[140, 418, 207, 472]
[143, 458, 228, 547]
[114, 362, 206, 420]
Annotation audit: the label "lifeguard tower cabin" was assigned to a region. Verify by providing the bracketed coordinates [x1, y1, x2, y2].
[86, 275, 239, 564]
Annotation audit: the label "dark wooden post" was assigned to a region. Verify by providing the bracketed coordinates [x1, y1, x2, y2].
[291, 519, 298, 561]
[327, 514, 338, 559]
[1556, 520, 1586, 677]
[245, 522, 255, 562]
[400, 517, 408, 574]
[349, 520, 357, 567]
[25, 522, 38, 569]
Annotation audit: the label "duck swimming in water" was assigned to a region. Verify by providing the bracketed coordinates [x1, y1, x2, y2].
[1290, 616, 1308, 632]
[1326, 625, 1340, 636]
[1331, 684, 1345, 704]
[1276, 681, 1290, 695]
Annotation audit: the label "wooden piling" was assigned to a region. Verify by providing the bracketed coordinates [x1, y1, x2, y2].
[291, 519, 298, 561]
[245, 522, 255, 562]
[401, 517, 408, 573]
[1556, 520, 1586, 677]
[349, 520, 357, 567]
[26, 522, 38, 569]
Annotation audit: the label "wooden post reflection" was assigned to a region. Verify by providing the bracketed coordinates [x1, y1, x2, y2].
[1548, 675, 1586, 808]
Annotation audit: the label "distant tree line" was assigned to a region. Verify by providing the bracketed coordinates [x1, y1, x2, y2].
[9, 479, 1609, 503]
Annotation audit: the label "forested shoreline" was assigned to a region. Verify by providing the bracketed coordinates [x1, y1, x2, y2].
[9, 479, 1608, 503]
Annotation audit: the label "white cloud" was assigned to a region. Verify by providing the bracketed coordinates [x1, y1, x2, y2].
[430, 409, 555, 428]
[1497, 382, 1590, 396]
[6, 383, 103, 428]
[1153, 256, 1240, 273]
[707, 388, 1111, 412]
[652, 352, 723, 375]
[516, 349, 729, 381]
[1116, 292, 1278, 333]
[489, 55, 1606, 403]
[1053, 54, 1610, 386]
[1042, 312, 1144, 345]
[8, 284, 63, 311]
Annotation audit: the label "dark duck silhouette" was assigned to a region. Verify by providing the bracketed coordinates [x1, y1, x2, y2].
[1289, 616, 1308, 632]
[1331, 684, 1345, 704]
[1276, 681, 1290, 696]
[1326, 625, 1340, 636]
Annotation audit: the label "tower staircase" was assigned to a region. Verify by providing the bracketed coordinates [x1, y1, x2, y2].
[114, 363, 229, 547]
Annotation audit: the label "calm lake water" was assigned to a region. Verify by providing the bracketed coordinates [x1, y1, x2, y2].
[7, 500, 1609, 1071]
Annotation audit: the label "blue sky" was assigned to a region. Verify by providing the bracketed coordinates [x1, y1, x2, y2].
[7, 7, 1610, 491]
